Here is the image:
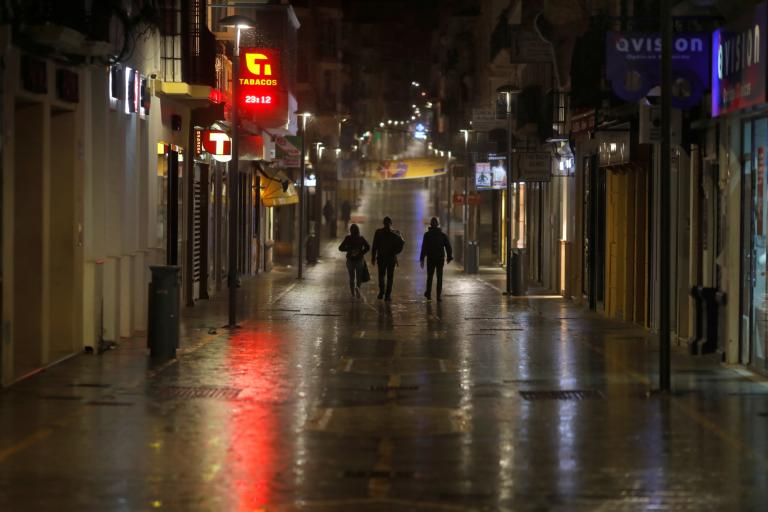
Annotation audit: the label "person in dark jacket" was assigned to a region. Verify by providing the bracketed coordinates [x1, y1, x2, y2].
[323, 200, 336, 238]
[371, 216, 405, 301]
[340, 200, 352, 227]
[420, 217, 453, 301]
[339, 224, 370, 298]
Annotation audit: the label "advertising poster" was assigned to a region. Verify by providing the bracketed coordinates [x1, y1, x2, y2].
[475, 162, 492, 189]
[489, 155, 508, 188]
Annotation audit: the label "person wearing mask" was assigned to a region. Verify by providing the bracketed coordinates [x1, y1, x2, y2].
[419, 217, 453, 301]
[339, 224, 370, 298]
[371, 216, 405, 301]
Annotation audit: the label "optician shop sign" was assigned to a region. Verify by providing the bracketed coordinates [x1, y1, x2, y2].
[606, 32, 709, 108]
[711, 1, 767, 117]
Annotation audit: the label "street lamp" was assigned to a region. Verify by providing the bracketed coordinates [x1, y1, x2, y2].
[219, 14, 257, 328]
[297, 111, 312, 279]
[459, 129, 473, 272]
[497, 84, 522, 295]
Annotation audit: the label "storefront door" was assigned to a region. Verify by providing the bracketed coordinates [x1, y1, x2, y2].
[742, 117, 768, 370]
[742, 118, 768, 369]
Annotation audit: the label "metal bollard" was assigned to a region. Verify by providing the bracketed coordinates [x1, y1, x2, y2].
[147, 265, 180, 359]
[511, 249, 526, 296]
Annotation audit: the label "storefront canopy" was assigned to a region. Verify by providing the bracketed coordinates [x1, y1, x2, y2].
[261, 170, 298, 207]
[375, 158, 448, 180]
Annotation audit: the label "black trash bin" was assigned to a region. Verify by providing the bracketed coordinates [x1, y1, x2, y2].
[689, 286, 726, 355]
[511, 249, 526, 296]
[306, 234, 319, 264]
[147, 265, 180, 359]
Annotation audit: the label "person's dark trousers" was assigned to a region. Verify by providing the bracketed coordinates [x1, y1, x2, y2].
[346, 259, 361, 292]
[426, 259, 444, 298]
[377, 258, 396, 298]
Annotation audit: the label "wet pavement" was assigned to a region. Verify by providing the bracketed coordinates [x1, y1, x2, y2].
[2, 180, 768, 511]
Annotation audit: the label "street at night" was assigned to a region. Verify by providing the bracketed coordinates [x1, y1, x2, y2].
[2, 0, 768, 510]
[1, 182, 768, 511]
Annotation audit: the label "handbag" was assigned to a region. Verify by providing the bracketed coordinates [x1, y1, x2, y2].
[359, 260, 371, 284]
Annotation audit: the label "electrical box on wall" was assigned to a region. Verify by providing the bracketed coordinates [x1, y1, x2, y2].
[639, 100, 681, 145]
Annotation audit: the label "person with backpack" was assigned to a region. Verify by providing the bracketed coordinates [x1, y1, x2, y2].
[339, 224, 370, 298]
[420, 217, 453, 301]
[371, 216, 405, 301]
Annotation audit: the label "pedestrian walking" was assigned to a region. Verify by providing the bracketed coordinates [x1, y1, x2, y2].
[339, 224, 370, 298]
[420, 217, 452, 301]
[340, 199, 352, 227]
[371, 216, 405, 301]
[323, 200, 336, 238]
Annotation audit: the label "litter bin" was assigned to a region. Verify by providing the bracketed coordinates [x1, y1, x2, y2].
[465, 241, 479, 274]
[306, 233, 319, 264]
[689, 286, 726, 355]
[147, 265, 180, 359]
[511, 248, 526, 296]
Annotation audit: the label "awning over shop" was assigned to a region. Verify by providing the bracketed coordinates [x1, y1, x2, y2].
[375, 157, 448, 180]
[153, 80, 222, 108]
[261, 170, 298, 207]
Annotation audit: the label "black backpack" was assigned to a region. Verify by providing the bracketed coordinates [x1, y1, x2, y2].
[391, 230, 405, 255]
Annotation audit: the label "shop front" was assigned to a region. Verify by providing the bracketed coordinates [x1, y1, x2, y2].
[712, 1, 768, 369]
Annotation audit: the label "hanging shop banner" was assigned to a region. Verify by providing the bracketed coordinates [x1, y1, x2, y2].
[711, 1, 767, 117]
[517, 152, 552, 182]
[375, 158, 447, 180]
[606, 32, 709, 108]
[275, 135, 301, 167]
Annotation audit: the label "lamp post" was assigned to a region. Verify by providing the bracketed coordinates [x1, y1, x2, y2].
[219, 14, 256, 328]
[459, 129, 472, 271]
[297, 112, 312, 279]
[497, 85, 522, 295]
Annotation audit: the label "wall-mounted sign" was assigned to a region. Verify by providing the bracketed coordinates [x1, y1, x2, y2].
[471, 107, 505, 131]
[711, 1, 767, 117]
[194, 129, 203, 157]
[606, 32, 709, 108]
[510, 30, 552, 63]
[239, 48, 283, 115]
[517, 152, 552, 182]
[202, 130, 232, 162]
[275, 135, 301, 168]
[476, 155, 508, 189]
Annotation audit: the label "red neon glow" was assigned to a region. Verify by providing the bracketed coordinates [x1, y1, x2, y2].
[238, 48, 282, 113]
[208, 88, 226, 104]
[226, 325, 289, 511]
[202, 130, 231, 156]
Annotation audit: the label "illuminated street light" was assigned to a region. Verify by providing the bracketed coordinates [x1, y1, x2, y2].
[496, 84, 523, 295]
[218, 13, 257, 328]
[296, 112, 313, 279]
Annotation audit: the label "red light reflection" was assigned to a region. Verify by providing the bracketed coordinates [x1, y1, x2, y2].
[226, 324, 288, 511]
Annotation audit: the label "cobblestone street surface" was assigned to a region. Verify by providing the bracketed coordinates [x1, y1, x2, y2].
[1, 182, 767, 511]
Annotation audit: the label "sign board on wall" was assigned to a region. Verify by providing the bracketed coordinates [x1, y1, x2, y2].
[202, 130, 232, 162]
[606, 32, 709, 108]
[239, 48, 288, 127]
[471, 107, 505, 131]
[275, 136, 301, 167]
[711, 1, 767, 117]
[517, 152, 552, 182]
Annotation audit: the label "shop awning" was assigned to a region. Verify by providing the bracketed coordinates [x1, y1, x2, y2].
[375, 157, 448, 180]
[261, 170, 298, 207]
[153, 80, 221, 108]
